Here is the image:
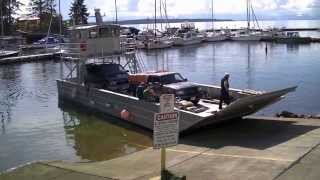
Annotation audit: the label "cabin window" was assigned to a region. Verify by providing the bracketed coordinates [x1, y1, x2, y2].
[75, 31, 81, 39]
[89, 30, 98, 38]
[99, 28, 111, 37]
[111, 29, 119, 36]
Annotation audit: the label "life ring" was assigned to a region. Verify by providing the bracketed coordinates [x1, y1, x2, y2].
[120, 109, 130, 120]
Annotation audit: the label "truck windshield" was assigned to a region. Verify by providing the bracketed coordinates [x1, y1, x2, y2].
[161, 73, 185, 84]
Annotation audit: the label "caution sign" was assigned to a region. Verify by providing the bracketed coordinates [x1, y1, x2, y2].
[153, 112, 179, 149]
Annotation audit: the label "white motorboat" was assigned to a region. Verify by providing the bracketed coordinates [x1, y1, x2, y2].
[205, 32, 228, 42]
[144, 38, 173, 50]
[172, 31, 203, 46]
[231, 31, 262, 41]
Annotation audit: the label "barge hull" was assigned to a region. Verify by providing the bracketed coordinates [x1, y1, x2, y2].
[57, 80, 207, 132]
[57, 80, 297, 133]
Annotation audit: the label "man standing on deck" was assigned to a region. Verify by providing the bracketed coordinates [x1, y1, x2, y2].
[219, 73, 230, 109]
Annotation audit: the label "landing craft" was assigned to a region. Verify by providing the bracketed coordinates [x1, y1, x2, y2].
[57, 9, 297, 133]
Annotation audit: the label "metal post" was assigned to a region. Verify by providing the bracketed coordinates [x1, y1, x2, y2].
[59, 0, 62, 37]
[161, 147, 166, 179]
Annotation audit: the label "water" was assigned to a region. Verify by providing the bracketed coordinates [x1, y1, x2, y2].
[1, 20, 320, 172]
[140, 41, 320, 115]
[0, 62, 152, 171]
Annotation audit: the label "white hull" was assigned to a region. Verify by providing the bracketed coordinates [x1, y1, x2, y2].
[145, 40, 173, 50]
[173, 37, 202, 46]
[57, 79, 297, 133]
[231, 35, 262, 41]
[205, 35, 228, 42]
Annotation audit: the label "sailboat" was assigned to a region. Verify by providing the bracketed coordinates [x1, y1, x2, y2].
[144, 0, 173, 50]
[231, 0, 262, 41]
[205, 0, 227, 42]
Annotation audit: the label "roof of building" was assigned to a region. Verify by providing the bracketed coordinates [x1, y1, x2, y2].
[18, 16, 40, 21]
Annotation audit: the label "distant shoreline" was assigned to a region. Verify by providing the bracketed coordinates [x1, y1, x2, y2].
[105, 18, 233, 25]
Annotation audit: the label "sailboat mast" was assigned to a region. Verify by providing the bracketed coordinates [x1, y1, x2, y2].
[154, 0, 157, 37]
[160, 0, 162, 30]
[247, 0, 251, 30]
[211, 0, 214, 30]
[114, 0, 118, 24]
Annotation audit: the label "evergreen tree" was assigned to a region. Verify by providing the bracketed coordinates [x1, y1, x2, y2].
[28, 0, 56, 17]
[0, 0, 22, 35]
[28, 0, 57, 32]
[69, 0, 89, 25]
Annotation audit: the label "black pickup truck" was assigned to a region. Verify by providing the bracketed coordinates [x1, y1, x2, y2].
[84, 63, 129, 91]
[129, 71, 201, 104]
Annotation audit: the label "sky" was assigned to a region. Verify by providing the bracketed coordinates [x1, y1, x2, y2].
[19, 0, 320, 20]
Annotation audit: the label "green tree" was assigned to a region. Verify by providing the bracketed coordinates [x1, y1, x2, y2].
[0, 0, 22, 35]
[69, 0, 89, 25]
[28, 0, 59, 33]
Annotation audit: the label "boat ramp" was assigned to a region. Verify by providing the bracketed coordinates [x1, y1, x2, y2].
[2, 116, 320, 180]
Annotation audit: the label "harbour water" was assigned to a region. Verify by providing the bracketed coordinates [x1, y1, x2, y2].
[1, 20, 320, 172]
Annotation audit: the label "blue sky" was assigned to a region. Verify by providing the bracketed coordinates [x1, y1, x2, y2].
[20, 0, 320, 20]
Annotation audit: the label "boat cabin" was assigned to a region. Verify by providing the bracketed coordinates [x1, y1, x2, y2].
[286, 32, 300, 38]
[68, 24, 121, 57]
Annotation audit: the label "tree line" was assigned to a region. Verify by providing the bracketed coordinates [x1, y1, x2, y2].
[0, 0, 89, 35]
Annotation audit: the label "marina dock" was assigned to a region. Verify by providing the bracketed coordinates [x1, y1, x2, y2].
[0, 53, 61, 65]
[2, 116, 320, 180]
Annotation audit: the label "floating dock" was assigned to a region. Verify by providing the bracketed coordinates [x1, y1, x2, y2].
[2, 116, 320, 180]
[0, 53, 61, 65]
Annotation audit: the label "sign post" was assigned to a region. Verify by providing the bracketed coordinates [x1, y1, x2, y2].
[154, 94, 179, 180]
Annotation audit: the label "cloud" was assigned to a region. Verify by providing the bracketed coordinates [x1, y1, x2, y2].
[308, 0, 320, 7]
[280, 0, 314, 10]
[17, 0, 320, 20]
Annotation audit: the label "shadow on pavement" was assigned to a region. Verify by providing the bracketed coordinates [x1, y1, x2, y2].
[180, 118, 319, 150]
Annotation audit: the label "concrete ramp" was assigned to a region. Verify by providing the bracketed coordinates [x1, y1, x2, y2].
[2, 116, 320, 180]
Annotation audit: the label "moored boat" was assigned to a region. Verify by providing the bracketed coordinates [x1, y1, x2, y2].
[204, 0, 228, 42]
[205, 32, 228, 42]
[273, 32, 312, 44]
[172, 31, 203, 46]
[145, 38, 173, 49]
[57, 76, 297, 133]
[0, 50, 20, 59]
[231, 31, 262, 41]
